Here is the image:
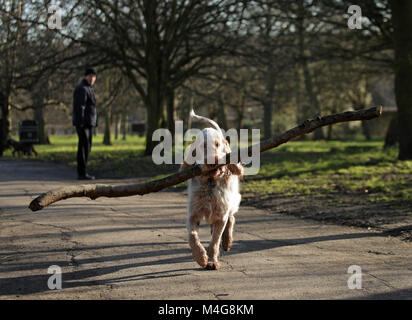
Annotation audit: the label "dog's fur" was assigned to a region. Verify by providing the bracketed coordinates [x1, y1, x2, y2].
[6, 138, 38, 157]
[179, 111, 243, 270]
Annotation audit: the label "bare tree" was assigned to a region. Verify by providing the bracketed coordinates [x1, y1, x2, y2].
[93, 71, 124, 146]
[0, 0, 24, 155]
[0, 0, 94, 151]
[78, 0, 247, 155]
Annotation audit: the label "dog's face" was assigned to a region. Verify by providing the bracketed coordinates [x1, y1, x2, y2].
[185, 128, 231, 178]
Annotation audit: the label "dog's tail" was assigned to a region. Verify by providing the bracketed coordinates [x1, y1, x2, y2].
[190, 109, 223, 134]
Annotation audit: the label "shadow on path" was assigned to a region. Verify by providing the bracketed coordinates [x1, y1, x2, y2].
[0, 230, 385, 296]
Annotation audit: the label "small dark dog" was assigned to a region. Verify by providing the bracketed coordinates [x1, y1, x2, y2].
[6, 138, 38, 157]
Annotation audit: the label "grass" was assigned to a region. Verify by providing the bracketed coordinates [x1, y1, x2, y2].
[242, 140, 412, 204]
[3, 135, 411, 204]
[3, 134, 177, 179]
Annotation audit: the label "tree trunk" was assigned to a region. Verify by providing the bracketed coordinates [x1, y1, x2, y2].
[144, 17, 166, 156]
[31, 79, 50, 144]
[33, 97, 50, 144]
[0, 95, 11, 156]
[182, 94, 194, 133]
[263, 75, 276, 139]
[160, 103, 167, 129]
[33, 103, 48, 144]
[236, 114, 243, 132]
[390, 0, 412, 160]
[121, 111, 127, 140]
[263, 100, 272, 138]
[361, 121, 371, 140]
[217, 97, 228, 131]
[351, 76, 372, 141]
[0, 118, 3, 156]
[166, 87, 175, 139]
[327, 125, 333, 140]
[298, 0, 324, 140]
[263, 101, 272, 140]
[236, 94, 245, 132]
[301, 61, 324, 140]
[145, 88, 164, 155]
[103, 105, 112, 145]
[114, 114, 119, 140]
[384, 114, 399, 148]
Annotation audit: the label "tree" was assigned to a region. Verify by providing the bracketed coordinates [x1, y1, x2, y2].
[296, 0, 325, 140]
[241, 1, 289, 139]
[79, 0, 247, 155]
[347, 75, 373, 140]
[317, 0, 412, 150]
[0, 0, 93, 152]
[94, 71, 124, 146]
[0, 0, 24, 155]
[389, 0, 412, 160]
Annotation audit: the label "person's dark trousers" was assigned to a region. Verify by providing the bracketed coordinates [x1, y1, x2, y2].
[76, 126, 93, 177]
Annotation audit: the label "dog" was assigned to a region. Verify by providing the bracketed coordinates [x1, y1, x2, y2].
[6, 138, 38, 157]
[179, 110, 243, 270]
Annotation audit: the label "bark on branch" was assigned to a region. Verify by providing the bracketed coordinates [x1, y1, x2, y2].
[29, 106, 382, 212]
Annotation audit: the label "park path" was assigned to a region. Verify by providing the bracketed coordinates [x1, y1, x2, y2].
[0, 159, 411, 299]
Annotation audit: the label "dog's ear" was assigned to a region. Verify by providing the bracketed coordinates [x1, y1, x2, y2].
[228, 163, 244, 178]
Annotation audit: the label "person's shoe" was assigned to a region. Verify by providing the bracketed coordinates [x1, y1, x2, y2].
[78, 173, 95, 180]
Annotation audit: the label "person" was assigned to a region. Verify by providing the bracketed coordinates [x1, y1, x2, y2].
[72, 67, 98, 180]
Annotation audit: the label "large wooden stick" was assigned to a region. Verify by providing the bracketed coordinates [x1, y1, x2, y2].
[29, 106, 382, 212]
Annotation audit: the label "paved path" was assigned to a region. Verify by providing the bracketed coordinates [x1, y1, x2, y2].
[0, 159, 411, 299]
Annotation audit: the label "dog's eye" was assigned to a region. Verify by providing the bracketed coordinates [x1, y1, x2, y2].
[215, 142, 220, 147]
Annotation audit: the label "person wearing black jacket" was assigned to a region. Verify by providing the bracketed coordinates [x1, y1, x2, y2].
[72, 67, 98, 180]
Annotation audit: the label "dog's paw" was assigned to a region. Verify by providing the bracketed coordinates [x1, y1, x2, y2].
[222, 242, 232, 252]
[197, 256, 208, 268]
[192, 249, 208, 268]
[205, 261, 219, 270]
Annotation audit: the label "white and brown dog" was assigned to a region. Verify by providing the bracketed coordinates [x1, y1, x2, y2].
[179, 110, 243, 270]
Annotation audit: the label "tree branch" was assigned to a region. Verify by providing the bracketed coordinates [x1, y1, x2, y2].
[29, 106, 382, 212]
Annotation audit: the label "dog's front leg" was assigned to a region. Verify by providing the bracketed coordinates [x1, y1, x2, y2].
[188, 215, 208, 268]
[222, 214, 235, 252]
[206, 218, 228, 270]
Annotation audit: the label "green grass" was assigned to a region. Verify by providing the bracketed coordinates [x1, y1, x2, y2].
[3, 134, 178, 179]
[3, 135, 411, 204]
[242, 140, 412, 204]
